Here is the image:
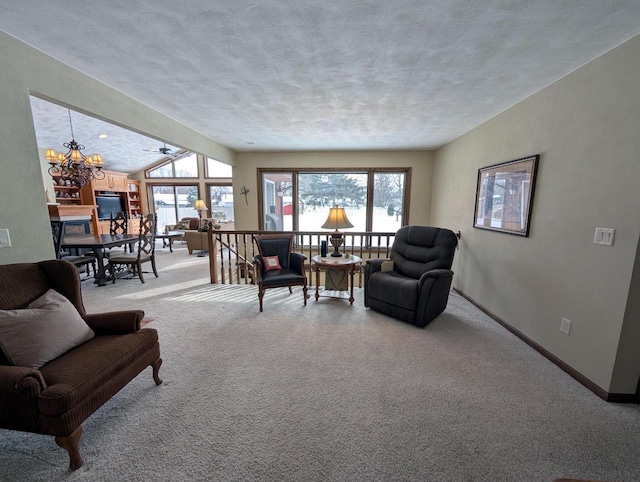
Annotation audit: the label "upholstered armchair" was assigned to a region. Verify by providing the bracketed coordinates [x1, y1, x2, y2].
[252, 233, 308, 312]
[0, 260, 162, 470]
[364, 226, 458, 327]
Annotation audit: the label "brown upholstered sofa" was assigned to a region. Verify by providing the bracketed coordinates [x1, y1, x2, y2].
[0, 259, 162, 470]
[165, 217, 236, 254]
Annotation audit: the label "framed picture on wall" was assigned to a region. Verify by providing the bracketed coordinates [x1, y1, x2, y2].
[473, 155, 539, 236]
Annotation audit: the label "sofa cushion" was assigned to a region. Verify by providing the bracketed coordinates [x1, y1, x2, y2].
[38, 328, 159, 416]
[0, 289, 94, 369]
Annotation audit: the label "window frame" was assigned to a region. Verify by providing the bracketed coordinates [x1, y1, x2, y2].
[204, 157, 233, 178]
[144, 152, 199, 179]
[206, 182, 234, 221]
[147, 182, 202, 226]
[257, 167, 411, 232]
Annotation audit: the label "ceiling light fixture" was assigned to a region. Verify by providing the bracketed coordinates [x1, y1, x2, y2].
[46, 109, 105, 188]
[98, 133, 108, 139]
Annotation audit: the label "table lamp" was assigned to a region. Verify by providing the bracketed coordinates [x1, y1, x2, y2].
[321, 205, 353, 257]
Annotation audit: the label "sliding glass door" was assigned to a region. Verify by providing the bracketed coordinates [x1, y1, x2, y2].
[149, 184, 199, 233]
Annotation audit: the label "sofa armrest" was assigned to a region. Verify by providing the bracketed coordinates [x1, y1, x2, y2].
[83, 310, 145, 335]
[0, 365, 46, 432]
[0, 365, 46, 393]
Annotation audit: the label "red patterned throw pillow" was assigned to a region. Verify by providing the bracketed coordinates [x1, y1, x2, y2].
[263, 255, 282, 271]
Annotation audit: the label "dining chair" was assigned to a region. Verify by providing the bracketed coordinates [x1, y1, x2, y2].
[107, 211, 130, 254]
[109, 211, 128, 235]
[50, 221, 96, 279]
[108, 214, 158, 283]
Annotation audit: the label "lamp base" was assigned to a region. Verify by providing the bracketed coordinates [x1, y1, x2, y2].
[329, 232, 343, 257]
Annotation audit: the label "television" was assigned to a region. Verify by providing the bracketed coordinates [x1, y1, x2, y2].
[96, 195, 125, 220]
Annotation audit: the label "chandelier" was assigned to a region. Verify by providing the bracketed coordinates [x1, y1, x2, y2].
[46, 109, 105, 188]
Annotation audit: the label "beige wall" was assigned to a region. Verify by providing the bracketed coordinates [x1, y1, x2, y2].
[0, 31, 234, 265]
[431, 34, 640, 393]
[233, 151, 434, 230]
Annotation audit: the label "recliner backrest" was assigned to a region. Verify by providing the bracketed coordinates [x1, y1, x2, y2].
[390, 226, 458, 279]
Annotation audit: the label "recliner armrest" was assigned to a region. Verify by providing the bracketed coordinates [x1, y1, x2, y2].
[418, 269, 453, 289]
[365, 258, 390, 275]
[83, 310, 145, 335]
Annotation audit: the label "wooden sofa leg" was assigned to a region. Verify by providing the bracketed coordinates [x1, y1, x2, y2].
[151, 358, 163, 385]
[55, 426, 83, 470]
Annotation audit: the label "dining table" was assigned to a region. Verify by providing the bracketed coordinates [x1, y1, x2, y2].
[61, 233, 140, 286]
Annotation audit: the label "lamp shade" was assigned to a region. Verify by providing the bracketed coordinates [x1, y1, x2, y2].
[194, 199, 207, 211]
[321, 205, 354, 230]
[69, 149, 83, 161]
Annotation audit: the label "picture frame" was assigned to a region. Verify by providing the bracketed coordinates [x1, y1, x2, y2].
[473, 154, 539, 236]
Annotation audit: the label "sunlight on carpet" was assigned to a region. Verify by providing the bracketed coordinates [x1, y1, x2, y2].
[115, 277, 211, 299]
[163, 283, 304, 305]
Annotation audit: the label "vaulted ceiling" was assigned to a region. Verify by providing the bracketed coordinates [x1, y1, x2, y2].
[2, 1, 640, 172]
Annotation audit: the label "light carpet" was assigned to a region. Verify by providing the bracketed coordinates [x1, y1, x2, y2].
[1, 248, 639, 481]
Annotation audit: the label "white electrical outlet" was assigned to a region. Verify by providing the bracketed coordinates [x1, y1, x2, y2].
[560, 317, 571, 335]
[0, 229, 11, 248]
[594, 227, 615, 246]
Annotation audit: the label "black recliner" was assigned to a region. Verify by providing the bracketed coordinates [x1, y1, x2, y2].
[364, 226, 458, 327]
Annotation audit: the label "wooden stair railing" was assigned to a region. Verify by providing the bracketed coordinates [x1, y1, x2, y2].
[205, 229, 398, 286]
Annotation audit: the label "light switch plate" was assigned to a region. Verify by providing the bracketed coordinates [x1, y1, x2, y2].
[594, 227, 615, 246]
[560, 317, 572, 335]
[0, 228, 11, 248]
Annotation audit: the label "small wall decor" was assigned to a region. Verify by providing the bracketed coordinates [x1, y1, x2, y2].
[240, 185, 250, 205]
[473, 154, 539, 237]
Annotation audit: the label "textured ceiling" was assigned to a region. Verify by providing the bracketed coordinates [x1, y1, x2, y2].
[29, 97, 180, 172]
[2, 1, 640, 173]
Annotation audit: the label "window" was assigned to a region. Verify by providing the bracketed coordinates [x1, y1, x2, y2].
[298, 172, 368, 231]
[206, 158, 233, 178]
[150, 184, 200, 232]
[146, 153, 198, 178]
[371, 172, 405, 233]
[262, 172, 292, 231]
[208, 184, 234, 222]
[258, 168, 410, 233]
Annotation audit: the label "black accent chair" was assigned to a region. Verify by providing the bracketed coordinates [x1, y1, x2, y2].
[253, 233, 308, 312]
[364, 226, 458, 328]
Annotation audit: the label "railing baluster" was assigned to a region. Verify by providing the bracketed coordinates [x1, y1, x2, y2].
[207, 230, 395, 285]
